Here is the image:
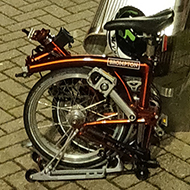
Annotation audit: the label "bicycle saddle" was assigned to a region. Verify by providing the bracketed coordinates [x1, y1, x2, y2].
[104, 9, 174, 34]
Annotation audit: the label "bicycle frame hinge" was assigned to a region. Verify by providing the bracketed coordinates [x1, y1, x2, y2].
[87, 67, 136, 121]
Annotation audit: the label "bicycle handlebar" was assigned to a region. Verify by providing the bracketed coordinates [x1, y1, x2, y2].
[22, 29, 29, 36]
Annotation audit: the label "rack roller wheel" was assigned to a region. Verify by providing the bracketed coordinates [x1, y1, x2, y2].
[135, 165, 150, 180]
[25, 169, 38, 182]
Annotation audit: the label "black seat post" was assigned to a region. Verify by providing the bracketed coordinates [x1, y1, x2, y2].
[146, 36, 156, 58]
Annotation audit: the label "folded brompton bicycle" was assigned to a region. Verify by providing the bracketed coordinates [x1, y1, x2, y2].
[16, 7, 173, 182]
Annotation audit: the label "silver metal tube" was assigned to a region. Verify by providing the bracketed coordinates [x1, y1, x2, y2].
[172, 0, 190, 34]
[83, 0, 127, 54]
[109, 90, 136, 121]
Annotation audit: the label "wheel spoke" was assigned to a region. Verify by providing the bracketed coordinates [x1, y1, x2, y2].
[82, 99, 106, 111]
[56, 126, 72, 146]
[45, 128, 79, 170]
[38, 100, 71, 111]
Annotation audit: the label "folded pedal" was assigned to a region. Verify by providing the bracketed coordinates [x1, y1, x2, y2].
[154, 113, 168, 137]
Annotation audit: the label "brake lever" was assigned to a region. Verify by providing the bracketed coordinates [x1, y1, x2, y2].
[28, 28, 35, 40]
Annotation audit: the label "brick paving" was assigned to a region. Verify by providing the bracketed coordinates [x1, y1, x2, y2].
[0, 0, 189, 189]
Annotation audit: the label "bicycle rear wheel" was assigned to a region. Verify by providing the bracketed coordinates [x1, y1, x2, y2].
[24, 68, 127, 168]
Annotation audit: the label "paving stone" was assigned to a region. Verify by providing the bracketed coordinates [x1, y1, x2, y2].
[85, 15, 94, 23]
[157, 153, 190, 178]
[111, 174, 139, 189]
[11, 54, 27, 67]
[5, 171, 48, 190]
[0, 49, 22, 62]
[173, 131, 190, 145]
[0, 4, 22, 17]
[0, 128, 6, 137]
[148, 171, 190, 190]
[76, 35, 86, 43]
[72, 0, 89, 4]
[160, 136, 190, 160]
[0, 79, 29, 96]
[148, 167, 163, 177]
[25, 0, 40, 2]
[184, 176, 190, 184]
[55, 182, 83, 190]
[127, 181, 159, 190]
[0, 117, 24, 134]
[6, 19, 41, 32]
[77, 179, 120, 190]
[2, 31, 25, 42]
[0, 108, 14, 124]
[18, 43, 36, 55]
[72, 45, 87, 54]
[0, 129, 27, 149]
[14, 153, 38, 170]
[66, 19, 90, 31]
[0, 179, 13, 190]
[14, 9, 47, 22]
[9, 105, 24, 118]
[37, 14, 66, 28]
[0, 73, 8, 81]
[0, 61, 14, 72]
[70, 29, 86, 38]
[43, 4, 70, 18]
[24, 78, 39, 89]
[150, 145, 167, 158]
[0, 144, 29, 163]
[53, 0, 76, 9]
[0, 161, 21, 178]
[90, 6, 99, 13]
[19, 0, 51, 12]
[0, 26, 9, 36]
[43, 181, 67, 189]
[15, 93, 28, 103]
[0, 91, 22, 110]
[66, 1, 98, 13]
[0, 13, 16, 27]
[5, 0, 28, 7]
[0, 2, 5, 6]
[81, 25, 90, 33]
[64, 10, 94, 23]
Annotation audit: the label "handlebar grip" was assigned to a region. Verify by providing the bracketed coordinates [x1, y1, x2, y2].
[22, 29, 29, 36]
[15, 72, 28, 78]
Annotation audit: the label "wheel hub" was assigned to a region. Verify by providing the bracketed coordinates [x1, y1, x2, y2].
[66, 105, 86, 127]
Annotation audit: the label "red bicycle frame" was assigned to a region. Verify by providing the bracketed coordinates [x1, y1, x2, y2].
[24, 41, 158, 148]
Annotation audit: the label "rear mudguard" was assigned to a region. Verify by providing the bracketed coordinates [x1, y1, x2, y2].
[26, 55, 147, 74]
[27, 55, 108, 74]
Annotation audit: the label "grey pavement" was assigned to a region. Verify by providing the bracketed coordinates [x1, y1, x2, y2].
[0, 0, 190, 189]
